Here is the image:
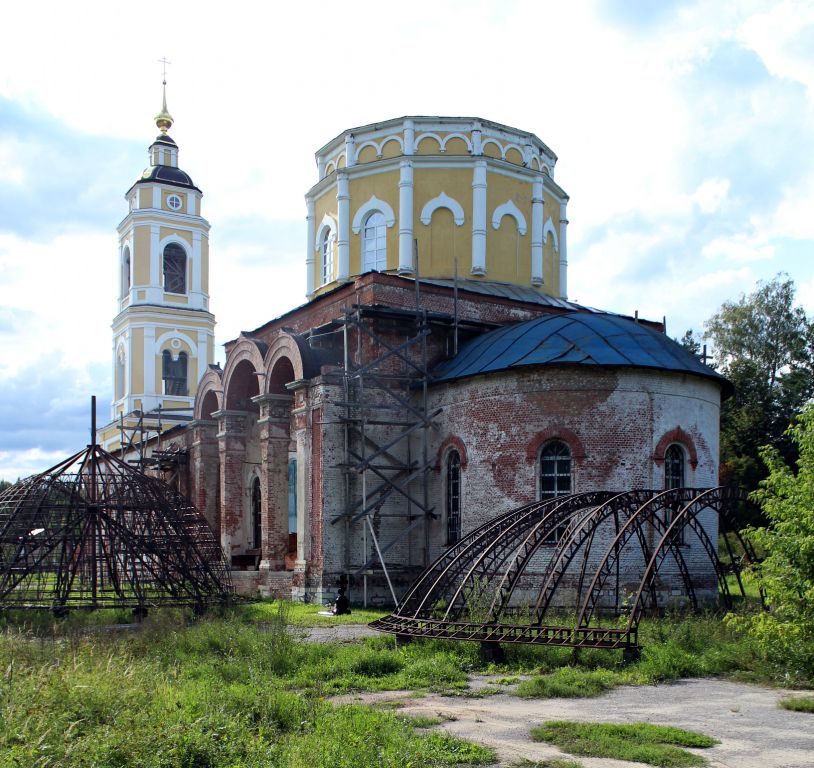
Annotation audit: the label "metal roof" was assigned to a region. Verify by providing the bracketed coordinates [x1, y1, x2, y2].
[431, 311, 731, 394]
[418, 277, 597, 311]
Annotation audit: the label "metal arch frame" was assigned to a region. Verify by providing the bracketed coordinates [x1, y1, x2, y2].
[370, 487, 762, 652]
[0, 444, 232, 613]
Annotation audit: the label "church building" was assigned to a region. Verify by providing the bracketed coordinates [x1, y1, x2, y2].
[102, 104, 729, 606]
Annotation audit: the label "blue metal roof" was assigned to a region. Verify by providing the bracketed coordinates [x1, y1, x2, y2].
[432, 311, 731, 394]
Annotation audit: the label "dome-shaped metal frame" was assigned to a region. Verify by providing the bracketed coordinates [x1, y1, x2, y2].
[0, 444, 232, 613]
[371, 487, 761, 653]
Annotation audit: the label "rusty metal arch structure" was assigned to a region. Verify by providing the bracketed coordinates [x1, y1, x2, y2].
[371, 487, 760, 652]
[0, 444, 232, 614]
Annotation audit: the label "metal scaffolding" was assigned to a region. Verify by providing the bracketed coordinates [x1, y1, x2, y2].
[332, 301, 441, 605]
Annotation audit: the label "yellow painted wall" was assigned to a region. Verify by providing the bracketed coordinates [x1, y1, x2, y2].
[486, 171, 532, 283]
[138, 188, 151, 208]
[413, 167, 473, 277]
[163, 293, 189, 304]
[505, 147, 524, 166]
[133, 228, 151, 284]
[482, 141, 502, 159]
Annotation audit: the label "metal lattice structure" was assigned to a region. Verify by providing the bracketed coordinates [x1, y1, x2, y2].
[0, 443, 232, 613]
[371, 487, 761, 653]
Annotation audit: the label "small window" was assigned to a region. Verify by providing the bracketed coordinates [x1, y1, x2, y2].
[362, 211, 387, 272]
[251, 477, 262, 550]
[167, 194, 183, 211]
[445, 449, 461, 545]
[162, 350, 188, 396]
[163, 243, 187, 294]
[664, 444, 686, 543]
[665, 444, 684, 489]
[540, 440, 571, 543]
[321, 229, 335, 285]
[115, 346, 126, 400]
[121, 246, 131, 296]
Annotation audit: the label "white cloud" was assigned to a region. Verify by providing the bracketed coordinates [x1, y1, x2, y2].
[693, 177, 731, 214]
[701, 233, 773, 263]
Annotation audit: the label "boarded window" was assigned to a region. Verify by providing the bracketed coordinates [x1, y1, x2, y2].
[163, 243, 187, 294]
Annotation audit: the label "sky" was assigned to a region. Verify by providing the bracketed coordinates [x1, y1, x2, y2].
[1, 0, 814, 481]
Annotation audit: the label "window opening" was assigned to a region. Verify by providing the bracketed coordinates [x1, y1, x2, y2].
[362, 211, 387, 272]
[122, 247, 131, 296]
[162, 350, 188, 396]
[540, 440, 571, 543]
[446, 449, 461, 544]
[167, 194, 182, 210]
[163, 243, 187, 294]
[251, 477, 262, 550]
[664, 444, 686, 543]
[321, 230, 335, 285]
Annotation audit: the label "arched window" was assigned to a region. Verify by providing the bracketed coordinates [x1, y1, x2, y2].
[162, 350, 188, 396]
[251, 477, 262, 550]
[540, 440, 571, 498]
[665, 444, 685, 489]
[321, 229, 335, 285]
[664, 444, 686, 543]
[121, 246, 131, 297]
[445, 449, 461, 545]
[163, 243, 187, 294]
[362, 211, 387, 272]
[540, 440, 571, 544]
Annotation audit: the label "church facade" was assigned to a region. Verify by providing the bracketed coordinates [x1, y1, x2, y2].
[104, 110, 728, 606]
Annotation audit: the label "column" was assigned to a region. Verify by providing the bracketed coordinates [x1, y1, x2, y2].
[192, 230, 202, 297]
[398, 159, 414, 273]
[403, 118, 415, 156]
[143, 326, 156, 398]
[305, 197, 316, 296]
[559, 201, 569, 299]
[471, 160, 487, 275]
[256, 394, 293, 570]
[531, 179, 544, 285]
[214, 409, 248, 561]
[189, 419, 220, 535]
[345, 134, 356, 168]
[337, 173, 350, 281]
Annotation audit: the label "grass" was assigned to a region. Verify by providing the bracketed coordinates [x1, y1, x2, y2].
[240, 598, 387, 627]
[780, 696, 814, 712]
[509, 760, 585, 768]
[0, 601, 808, 766]
[530, 721, 718, 767]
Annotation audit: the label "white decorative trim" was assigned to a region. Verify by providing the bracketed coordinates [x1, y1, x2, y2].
[356, 140, 381, 160]
[492, 200, 527, 235]
[471, 161, 487, 275]
[325, 161, 336, 176]
[440, 132, 473, 153]
[420, 193, 465, 226]
[156, 329, 197, 356]
[415, 132, 444, 152]
[314, 213, 338, 251]
[543, 217, 559, 252]
[351, 196, 396, 234]
[481, 138, 504, 159]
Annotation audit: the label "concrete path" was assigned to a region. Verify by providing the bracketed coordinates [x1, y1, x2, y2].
[336, 677, 814, 767]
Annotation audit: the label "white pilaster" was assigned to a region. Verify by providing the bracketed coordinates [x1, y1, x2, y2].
[398, 159, 414, 273]
[197, 330, 209, 385]
[531, 179, 544, 285]
[306, 198, 316, 295]
[403, 119, 415, 155]
[345, 134, 356, 168]
[471, 121, 483, 155]
[559, 201, 569, 299]
[152, 187, 161, 209]
[144, 326, 156, 397]
[471, 160, 487, 275]
[337, 173, 350, 281]
[317, 156, 327, 179]
[192, 231, 202, 298]
[186, 192, 195, 215]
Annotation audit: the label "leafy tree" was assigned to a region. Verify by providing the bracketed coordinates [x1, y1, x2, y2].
[0, 480, 12, 494]
[676, 329, 702, 357]
[738, 406, 814, 681]
[704, 275, 814, 501]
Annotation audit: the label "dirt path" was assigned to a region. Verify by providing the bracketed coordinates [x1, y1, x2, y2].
[335, 677, 814, 767]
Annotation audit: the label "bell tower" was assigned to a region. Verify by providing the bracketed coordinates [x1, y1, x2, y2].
[100, 75, 215, 451]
